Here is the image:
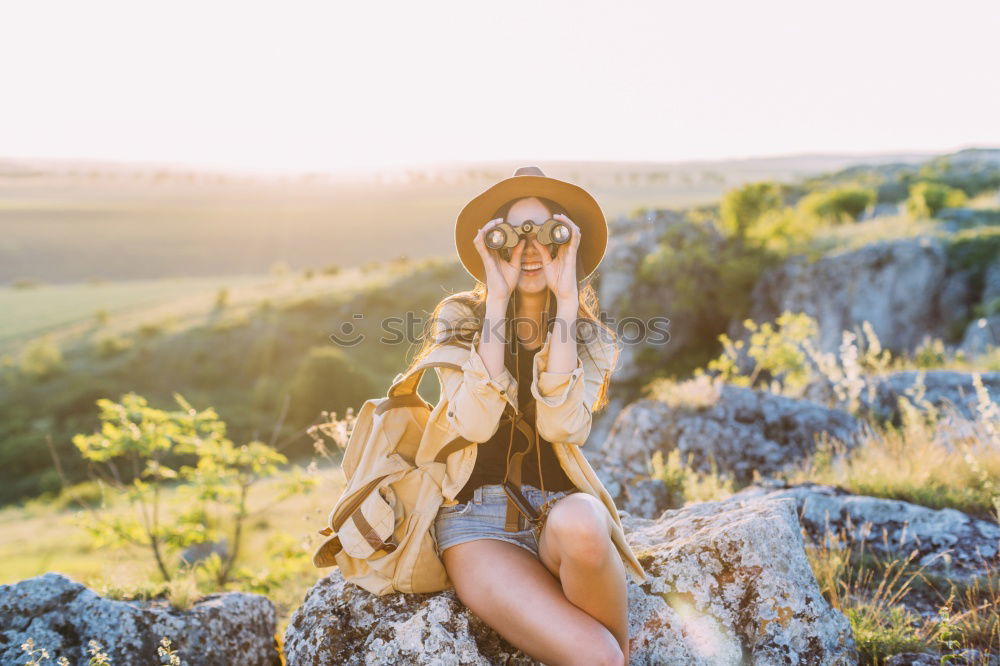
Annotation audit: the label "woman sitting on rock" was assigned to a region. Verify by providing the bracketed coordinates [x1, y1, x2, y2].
[409, 166, 647, 665]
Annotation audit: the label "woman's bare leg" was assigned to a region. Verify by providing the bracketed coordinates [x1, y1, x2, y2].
[536, 494, 631, 663]
[442, 538, 624, 666]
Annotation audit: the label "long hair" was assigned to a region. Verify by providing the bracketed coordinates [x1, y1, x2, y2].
[405, 196, 617, 412]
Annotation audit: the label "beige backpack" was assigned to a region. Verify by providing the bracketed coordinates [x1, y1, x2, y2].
[311, 351, 466, 596]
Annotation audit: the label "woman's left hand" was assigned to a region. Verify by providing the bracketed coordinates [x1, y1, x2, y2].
[530, 213, 580, 303]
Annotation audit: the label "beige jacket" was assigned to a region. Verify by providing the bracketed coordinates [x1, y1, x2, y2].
[413, 298, 648, 585]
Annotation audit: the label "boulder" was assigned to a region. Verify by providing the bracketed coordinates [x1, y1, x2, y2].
[599, 381, 866, 487]
[729, 482, 1000, 580]
[738, 236, 964, 355]
[961, 315, 1000, 358]
[0, 573, 279, 666]
[857, 202, 900, 221]
[624, 497, 856, 664]
[284, 496, 857, 664]
[959, 257, 1000, 358]
[846, 370, 1000, 425]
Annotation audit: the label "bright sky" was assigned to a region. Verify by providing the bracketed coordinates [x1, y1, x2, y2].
[2, 0, 998, 173]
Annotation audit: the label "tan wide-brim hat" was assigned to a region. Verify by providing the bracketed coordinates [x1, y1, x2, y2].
[455, 166, 609, 283]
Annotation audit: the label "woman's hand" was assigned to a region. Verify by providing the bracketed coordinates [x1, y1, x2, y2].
[531, 213, 580, 304]
[473, 218, 525, 304]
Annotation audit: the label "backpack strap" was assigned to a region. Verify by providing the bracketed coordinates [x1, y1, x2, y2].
[382, 341, 489, 463]
[377, 343, 468, 414]
[387, 360, 462, 397]
[374, 393, 431, 416]
[386, 341, 469, 398]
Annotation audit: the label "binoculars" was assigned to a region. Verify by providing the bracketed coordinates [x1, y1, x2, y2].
[484, 218, 572, 255]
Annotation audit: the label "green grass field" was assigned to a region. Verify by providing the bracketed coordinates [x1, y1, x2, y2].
[0, 465, 343, 635]
[0, 266, 380, 355]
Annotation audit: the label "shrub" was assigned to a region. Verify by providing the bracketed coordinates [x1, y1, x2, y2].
[70, 392, 317, 585]
[136, 320, 167, 339]
[905, 181, 968, 219]
[743, 206, 822, 254]
[214, 287, 230, 310]
[287, 346, 374, 430]
[719, 181, 784, 240]
[94, 333, 133, 358]
[649, 448, 734, 507]
[19, 336, 64, 380]
[797, 186, 877, 224]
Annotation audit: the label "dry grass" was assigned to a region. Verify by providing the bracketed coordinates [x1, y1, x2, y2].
[806, 526, 1000, 664]
[785, 377, 1000, 521]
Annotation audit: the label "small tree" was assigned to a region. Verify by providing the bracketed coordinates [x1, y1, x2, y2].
[71, 392, 315, 584]
[798, 186, 877, 224]
[905, 182, 968, 219]
[719, 181, 784, 241]
[703, 311, 818, 394]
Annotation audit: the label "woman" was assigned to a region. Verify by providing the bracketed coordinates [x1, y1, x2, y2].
[407, 167, 646, 666]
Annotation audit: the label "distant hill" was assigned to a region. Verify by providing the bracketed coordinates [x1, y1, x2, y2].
[0, 153, 939, 285]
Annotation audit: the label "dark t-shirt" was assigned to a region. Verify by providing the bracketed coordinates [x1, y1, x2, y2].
[454, 340, 576, 503]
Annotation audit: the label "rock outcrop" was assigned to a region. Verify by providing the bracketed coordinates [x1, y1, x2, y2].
[597, 211, 722, 387]
[960, 257, 1000, 358]
[0, 573, 279, 666]
[824, 369, 1000, 425]
[729, 482, 1000, 581]
[738, 236, 968, 355]
[284, 496, 857, 664]
[599, 380, 866, 487]
[962, 315, 1000, 357]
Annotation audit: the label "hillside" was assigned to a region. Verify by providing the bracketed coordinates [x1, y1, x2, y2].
[0, 153, 935, 284]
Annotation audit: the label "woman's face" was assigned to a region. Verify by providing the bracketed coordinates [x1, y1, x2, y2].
[504, 197, 552, 296]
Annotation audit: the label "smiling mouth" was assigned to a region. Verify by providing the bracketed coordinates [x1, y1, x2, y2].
[521, 261, 542, 274]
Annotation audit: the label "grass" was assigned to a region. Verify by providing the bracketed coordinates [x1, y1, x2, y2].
[804, 213, 942, 257]
[646, 308, 1000, 661]
[649, 448, 735, 507]
[806, 527, 1000, 664]
[0, 464, 346, 636]
[0, 256, 477, 504]
[783, 377, 1000, 521]
[0, 268, 371, 356]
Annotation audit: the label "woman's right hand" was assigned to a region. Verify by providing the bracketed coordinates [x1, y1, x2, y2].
[473, 218, 525, 303]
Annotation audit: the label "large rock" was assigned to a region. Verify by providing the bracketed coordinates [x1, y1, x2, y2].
[730, 482, 1000, 580]
[961, 315, 1000, 358]
[842, 370, 1000, 425]
[738, 236, 968, 355]
[284, 497, 857, 664]
[624, 497, 857, 664]
[0, 573, 279, 666]
[600, 379, 866, 487]
[600, 210, 749, 398]
[598, 210, 690, 386]
[960, 257, 1000, 358]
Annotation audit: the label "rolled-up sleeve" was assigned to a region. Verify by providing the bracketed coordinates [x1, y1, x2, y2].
[435, 328, 515, 444]
[530, 334, 593, 446]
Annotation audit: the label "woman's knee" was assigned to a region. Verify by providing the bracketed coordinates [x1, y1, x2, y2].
[545, 494, 614, 568]
[588, 634, 626, 666]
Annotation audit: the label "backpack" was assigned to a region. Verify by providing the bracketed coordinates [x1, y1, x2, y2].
[311, 351, 466, 596]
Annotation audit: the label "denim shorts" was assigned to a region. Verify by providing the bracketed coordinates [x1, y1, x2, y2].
[434, 483, 579, 559]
